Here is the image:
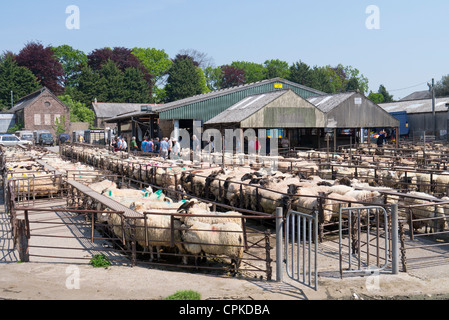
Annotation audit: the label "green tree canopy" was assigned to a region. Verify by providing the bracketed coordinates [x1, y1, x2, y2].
[230, 61, 267, 84]
[264, 59, 290, 79]
[368, 92, 385, 104]
[0, 53, 40, 110]
[435, 75, 449, 98]
[69, 60, 152, 105]
[164, 56, 203, 102]
[58, 94, 96, 127]
[378, 84, 394, 102]
[132, 47, 172, 102]
[52, 45, 88, 88]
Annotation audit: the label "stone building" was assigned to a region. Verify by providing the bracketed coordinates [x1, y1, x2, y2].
[8, 87, 70, 136]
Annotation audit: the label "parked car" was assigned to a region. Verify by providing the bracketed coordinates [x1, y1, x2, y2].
[0, 134, 33, 147]
[33, 131, 54, 146]
[58, 133, 71, 145]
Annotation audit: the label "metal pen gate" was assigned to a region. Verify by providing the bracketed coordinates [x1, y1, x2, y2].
[284, 209, 318, 290]
[338, 205, 396, 277]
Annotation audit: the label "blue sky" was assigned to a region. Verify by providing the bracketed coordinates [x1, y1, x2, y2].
[1, 0, 448, 99]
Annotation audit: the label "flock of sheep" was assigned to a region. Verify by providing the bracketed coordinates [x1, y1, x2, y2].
[60, 144, 449, 234]
[2, 147, 247, 269]
[4, 140, 449, 272]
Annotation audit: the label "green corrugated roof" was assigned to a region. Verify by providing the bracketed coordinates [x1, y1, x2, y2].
[155, 78, 325, 121]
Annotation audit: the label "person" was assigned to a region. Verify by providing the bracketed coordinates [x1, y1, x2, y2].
[111, 137, 117, 152]
[376, 130, 386, 155]
[141, 137, 148, 153]
[209, 137, 215, 153]
[153, 137, 161, 154]
[146, 138, 154, 153]
[377, 130, 386, 147]
[116, 137, 122, 152]
[160, 137, 169, 159]
[130, 136, 138, 155]
[167, 137, 173, 159]
[121, 137, 128, 151]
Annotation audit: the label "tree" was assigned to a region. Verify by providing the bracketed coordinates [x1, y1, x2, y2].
[196, 67, 210, 94]
[59, 94, 96, 127]
[88, 47, 152, 85]
[0, 53, 41, 110]
[368, 91, 385, 104]
[51, 45, 88, 88]
[345, 77, 361, 92]
[378, 84, 394, 102]
[14, 41, 65, 95]
[288, 61, 314, 87]
[53, 115, 67, 135]
[204, 66, 224, 91]
[264, 59, 290, 79]
[435, 75, 449, 98]
[165, 56, 203, 102]
[132, 47, 172, 102]
[219, 65, 246, 89]
[344, 66, 369, 95]
[122, 67, 152, 103]
[230, 61, 267, 84]
[69, 58, 152, 105]
[67, 65, 100, 105]
[96, 60, 126, 102]
[177, 49, 214, 70]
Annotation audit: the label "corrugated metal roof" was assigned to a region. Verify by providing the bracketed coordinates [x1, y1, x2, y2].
[307, 92, 356, 113]
[399, 90, 431, 101]
[92, 102, 152, 118]
[205, 90, 287, 124]
[156, 78, 325, 121]
[154, 78, 324, 114]
[379, 97, 449, 114]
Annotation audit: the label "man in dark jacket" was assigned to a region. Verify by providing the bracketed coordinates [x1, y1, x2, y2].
[377, 130, 386, 147]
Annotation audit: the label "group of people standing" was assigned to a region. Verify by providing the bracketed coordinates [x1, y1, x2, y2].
[111, 136, 128, 151]
[112, 135, 181, 160]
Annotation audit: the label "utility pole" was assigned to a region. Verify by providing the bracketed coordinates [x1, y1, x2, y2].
[11, 91, 13, 108]
[428, 78, 436, 137]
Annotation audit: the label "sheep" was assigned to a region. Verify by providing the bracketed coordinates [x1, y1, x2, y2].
[181, 220, 244, 270]
[90, 180, 117, 194]
[434, 173, 449, 195]
[133, 213, 185, 262]
[177, 199, 243, 226]
[329, 184, 354, 196]
[344, 189, 384, 205]
[404, 191, 446, 232]
[324, 193, 361, 222]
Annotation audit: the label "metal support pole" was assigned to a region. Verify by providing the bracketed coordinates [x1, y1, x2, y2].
[276, 207, 284, 282]
[391, 203, 399, 274]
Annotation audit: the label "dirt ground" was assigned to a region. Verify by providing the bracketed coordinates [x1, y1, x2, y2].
[2, 260, 449, 301]
[3, 200, 449, 302]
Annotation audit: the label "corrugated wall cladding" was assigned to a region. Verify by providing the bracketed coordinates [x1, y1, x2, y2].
[158, 81, 322, 121]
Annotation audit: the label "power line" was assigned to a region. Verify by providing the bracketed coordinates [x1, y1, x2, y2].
[388, 80, 431, 92]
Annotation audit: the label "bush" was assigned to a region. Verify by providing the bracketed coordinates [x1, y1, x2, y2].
[89, 254, 111, 268]
[163, 290, 201, 300]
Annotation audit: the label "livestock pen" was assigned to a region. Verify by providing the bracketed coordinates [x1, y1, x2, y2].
[2, 152, 276, 280]
[5, 142, 449, 285]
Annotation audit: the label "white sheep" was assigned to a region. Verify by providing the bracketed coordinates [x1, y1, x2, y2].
[133, 213, 185, 262]
[404, 192, 446, 232]
[181, 220, 244, 270]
